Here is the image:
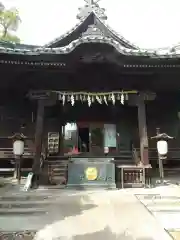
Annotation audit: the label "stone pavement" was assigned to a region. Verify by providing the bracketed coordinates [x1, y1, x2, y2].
[0, 184, 173, 240]
[135, 185, 180, 239]
[32, 190, 171, 240]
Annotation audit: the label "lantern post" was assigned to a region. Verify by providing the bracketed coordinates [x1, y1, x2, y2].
[9, 133, 26, 184]
[151, 128, 174, 184]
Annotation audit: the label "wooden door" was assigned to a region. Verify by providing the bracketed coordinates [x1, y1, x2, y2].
[90, 123, 104, 155]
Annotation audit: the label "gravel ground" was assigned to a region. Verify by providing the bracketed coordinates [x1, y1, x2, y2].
[0, 231, 36, 240]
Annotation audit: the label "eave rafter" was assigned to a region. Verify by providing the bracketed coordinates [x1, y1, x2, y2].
[1, 59, 180, 70]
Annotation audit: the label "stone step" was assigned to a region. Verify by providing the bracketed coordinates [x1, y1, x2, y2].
[142, 199, 180, 205]
[52, 173, 66, 177]
[0, 231, 37, 239]
[49, 164, 67, 167]
[52, 168, 67, 171]
[148, 205, 180, 211]
[137, 194, 180, 200]
[47, 161, 68, 164]
[0, 208, 48, 215]
[0, 200, 53, 209]
[0, 195, 52, 201]
[0, 216, 51, 231]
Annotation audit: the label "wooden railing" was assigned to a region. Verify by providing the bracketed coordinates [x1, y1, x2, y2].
[135, 148, 180, 167]
[0, 147, 34, 173]
[0, 147, 34, 159]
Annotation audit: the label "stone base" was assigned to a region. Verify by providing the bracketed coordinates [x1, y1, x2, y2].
[66, 182, 116, 190]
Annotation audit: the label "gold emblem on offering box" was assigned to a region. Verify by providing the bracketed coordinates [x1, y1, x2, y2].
[85, 167, 98, 181]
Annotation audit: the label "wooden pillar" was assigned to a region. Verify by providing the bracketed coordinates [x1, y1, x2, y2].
[32, 99, 45, 176]
[137, 93, 149, 165]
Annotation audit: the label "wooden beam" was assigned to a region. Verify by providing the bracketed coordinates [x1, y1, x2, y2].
[137, 92, 149, 165]
[32, 99, 45, 181]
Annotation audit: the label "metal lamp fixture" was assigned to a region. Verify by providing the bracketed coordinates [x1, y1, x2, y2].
[9, 133, 26, 184]
[151, 129, 174, 184]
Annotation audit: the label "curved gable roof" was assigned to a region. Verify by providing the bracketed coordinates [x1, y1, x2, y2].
[44, 1, 139, 50]
[0, 1, 180, 59]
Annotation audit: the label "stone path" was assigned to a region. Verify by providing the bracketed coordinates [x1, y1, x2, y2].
[0, 185, 172, 240]
[136, 192, 180, 239]
[33, 190, 171, 240]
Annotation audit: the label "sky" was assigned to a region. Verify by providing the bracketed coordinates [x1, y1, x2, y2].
[3, 0, 180, 48]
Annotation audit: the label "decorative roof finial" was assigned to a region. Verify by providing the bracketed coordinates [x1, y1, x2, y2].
[77, 0, 107, 21]
[84, 0, 100, 5]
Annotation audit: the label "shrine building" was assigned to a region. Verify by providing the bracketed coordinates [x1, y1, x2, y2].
[0, 0, 180, 188]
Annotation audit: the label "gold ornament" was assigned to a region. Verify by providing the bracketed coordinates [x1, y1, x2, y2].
[85, 167, 98, 181]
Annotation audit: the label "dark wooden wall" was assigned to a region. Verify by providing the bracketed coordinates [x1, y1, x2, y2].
[0, 93, 179, 152]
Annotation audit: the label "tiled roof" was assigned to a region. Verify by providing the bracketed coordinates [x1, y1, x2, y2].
[95, 15, 139, 50]
[0, 35, 178, 58]
[0, 1, 179, 59]
[44, 15, 88, 48]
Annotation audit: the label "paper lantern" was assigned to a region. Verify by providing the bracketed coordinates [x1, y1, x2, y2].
[157, 140, 168, 155]
[13, 140, 24, 156]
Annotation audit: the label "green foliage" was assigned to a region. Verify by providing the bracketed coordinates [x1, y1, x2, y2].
[0, 32, 20, 43]
[0, 3, 21, 43]
[0, 2, 4, 12]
